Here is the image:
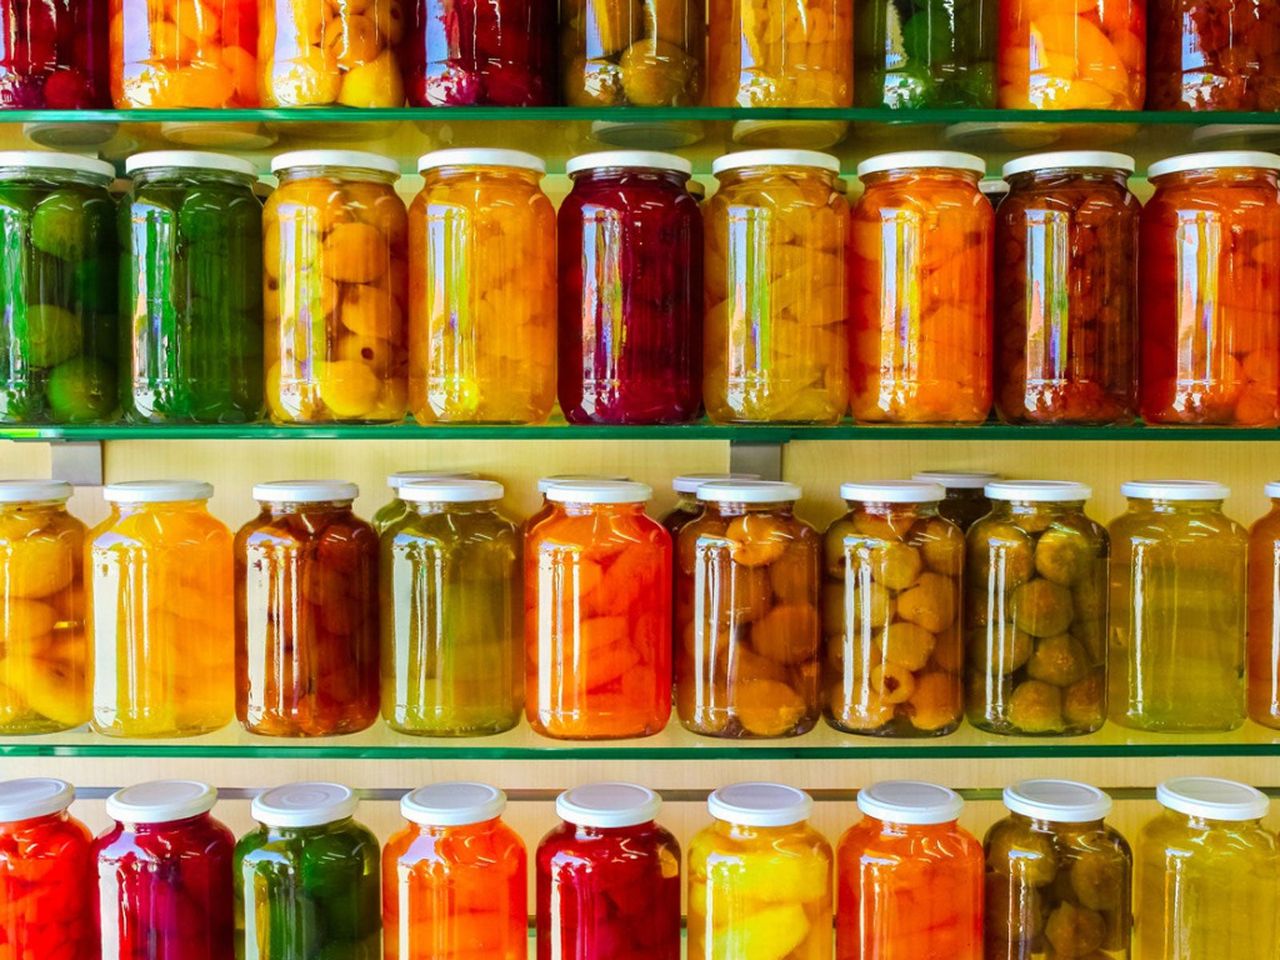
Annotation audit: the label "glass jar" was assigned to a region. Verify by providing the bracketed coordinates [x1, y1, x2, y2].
[558, 152, 703, 425]
[1140, 152, 1280, 426]
[121, 151, 264, 424]
[373, 470, 478, 534]
[688, 782, 832, 960]
[1249, 482, 1280, 728]
[676, 480, 821, 738]
[1148, 0, 1280, 110]
[562, 0, 702, 105]
[823, 481, 964, 738]
[0, 152, 118, 425]
[912, 470, 999, 533]
[837, 781, 983, 959]
[0, 480, 87, 734]
[384, 783, 526, 960]
[995, 152, 1140, 425]
[1108, 480, 1247, 732]
[235, 481, 379, 738]
[89, 481, 234, 738]
[525, 480, 671, 739]
[662, 472, 761, 542]
[524, 472, 629, 535]
[265, 150, 408, 424]
[966, 481, 1109, 737]
[0, 1, 109, 107]
[381, 480, 521, 737]
[94, 781, 234, 960]
[704, 150, 849, 424]
[536, 783, 681, 960]
[985, 780, 1132, 960]
[1137, 778, 1280, 960]
[235, 782, 381, 960]
[851, 151, 993, 424]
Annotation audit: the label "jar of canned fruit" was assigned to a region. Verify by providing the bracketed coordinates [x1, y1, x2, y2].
[676, 480, 821, 738]
[912, 470, 1000, 533]
[381, 480, 521, 737]
[1140, 152, 1280, 426]
[1109, 480, 1247, 732]
[985, 780, 1132, 960]
[662, 472, 760, 541]
[525, 473, 629, 533]
[851, 151, 993, 424]
[265, 150, 408, 425]
[855, 0, 995, 107]
[837, 781, 983, 960]
[1148, 0, 1280, 109]
[372, 470, 477, 534]
[688, 782, 832, 960]
[996, 152, 1139, 425]
[537, 783, 681, 960]
[0, 152, 118, 425]
[0, 1, 109, 107]
[562, 0, 703, 104]
[704, 151, 849, 424]
[89, 481, 234, 738]
[1249, 482, 1280, 728]
[409, 150, 556, 425]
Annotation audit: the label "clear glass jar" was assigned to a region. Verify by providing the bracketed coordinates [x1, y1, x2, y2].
[855, 0, 994, 107]
[235, 481, 379, 738]
[122, 151, 264, 424]
[688, 783, 831, 960]
[409, 150, 555, 425]
[1148, 0, 1280, 110]
[1108, 480, 1248, 732]
[265, 150, 408, 424]
[0, 0, 109, 106]
[676, 480, 821, 738]
[912, 470, 999, 533]
[384, 783, 527, 960]
[1140, 152, 1280, 426]
[562, 0, 703, 104]
[0, 152, 118, 424]
[1249, 482, 1280, 728]
[89, 481, 234, 738]
[662, 472, 761, 542]
[558, 152, 703, 425]
[966, 481, 1109, 737]
[524, 472, 629, 535]
[704, 150, 849, 424]
[372, 470, 477, 534]
[381, 480, 521, 737]
[851, 151, 993, 424]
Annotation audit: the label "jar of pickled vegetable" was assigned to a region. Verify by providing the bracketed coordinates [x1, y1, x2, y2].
[563, 0, 702, 104]
[89, 481, 234, 738]
[689, 782, 832, 960]
[235, 782, 380, 960]
[705, 151, 849, 424]
[525, 480, 671, 739]
[1140, 152, 1280, 426]
[94, 781, 234, 960]
[0, 152, 117, 424]
[837, 781, 983, 959]
[1249, 482, 1280, 728]
[662, 472, 761, 541]
[912, 470, 999, 532]
[537, 783, 681, 960]
[985, 780, 1132, 960]
[1149, 0, 1280, 110]
[382, 480, 521, 737]
[676, 480, 821, 738]
[1137, 778, 1279, 960]
[265, 150, 408, 425]
[1109, 480, 1247, 732]
[559, 152, 702, 425]
[121, 151, 264, 424]
[851, 151, 993, 424]
[372, 470, 478, 534]
[0, 1, 109, 107]
[966, 481, 1108, 737]
[854, 0, 995, 107]
[384, 782, 526, 960]
[996, 152, 1139, 425]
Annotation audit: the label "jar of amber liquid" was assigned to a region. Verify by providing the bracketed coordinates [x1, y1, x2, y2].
[525, 473, 629, 535]
[1109, 480, 1247, 732]
[912, 470, 999, 533]
[1248, 482, 1280, 728]
[90, 481, 233, 738]
[851, 151, 993, 424]
[1148, 0, 1280, 110]
[372, 470, 478, 534]
[562, 0, 704, 104]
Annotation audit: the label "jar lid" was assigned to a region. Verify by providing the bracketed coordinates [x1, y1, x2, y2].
[696, 479, 802, 503]
[1003, 780, 1113, 823]
[707, 782, 813, 827]
[401, 782, 506, 826]
[0, 480, 72, 502]
[857, 781, 964, 825]
[1148, 150, 1280, 178]
[418, 148, 545, 174]
[252, 782, 358, 828]
[979, 178, 1010, 198]
[399, 479, 504, 503]
[0, 778, 74, 822]
[106, 780, 217, 824]
[556, 782, 661, 828]
[839, 480, 945, 503]
[712, 149, 841, 176]
[0, 150, 115, 181]
[104, 480, 213, 503]
[672, 472, 761, 494]
[565, 151, 692, 176]
[985, 480, 1092, 502]
[271, 149, 399, 178]
[126, 150, 257, 178]
[1156, 777, 1269, 821]
[857, 151, 986, 179]
[537, 473, 628, 494]
[388, 470, 478, 490]
[252, 480, 358, 503]
[913, 470, 1001, 490]
[545, 480, 651, 504]
[1002, 151, 1136, 179]
[1120, 479, 1230, 501]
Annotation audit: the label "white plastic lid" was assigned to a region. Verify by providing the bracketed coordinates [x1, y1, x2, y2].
[913, 470, 1001, 490]
[556, 783, 662, 828]
[419, 148, 545, 174]
[125, 150, 257, 177]
[252, 480, 358, 503]
[713, 149, 841, 176]
[840, 480, 946, 503]
[707, 782, 813, 827]
[0, 150, 115, 180]
[1003, 780, 1113, 823]
[1002, 151, 1136, 179]
[0, 479, 72, 502]
[857, 781, 964, 825]
[0, 778, 75, 822]
[696, 479, 802, 503]
[252, 782, 358, 828]
[1157, 777, 1269, 821]
[1121, 480, 1230, 501]
[399, 479, 504, 503]
[1148, 150, 1280, 178]
[672, 472, 761, 494]
[985, 480, 1092, 502]
[857, 151, 986, 178]
[104, 480, 213, 503]
[388, 471, 478, 490]
[401, 782, 507, 826]
[565, 151, 692, 176]
[1266, 482, 1280, 499]
[106, 780, 217, 824]
[271, 150, 399, 178]
[545, 480, 652, 504]
[537, 473, 627, 494]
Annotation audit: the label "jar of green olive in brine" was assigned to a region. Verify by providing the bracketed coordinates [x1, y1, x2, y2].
[965, 481, 1108, 736]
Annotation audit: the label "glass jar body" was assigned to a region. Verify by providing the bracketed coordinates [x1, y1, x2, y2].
[1148, 0, 1280, 110]
[854, 0, 995, 107]
[0, 0, 109, 107]
[1248, 501, 1280, 728]
[938, 487, 991, 533]
[0, 809, 94, 960]
[561, 0, 704, 105]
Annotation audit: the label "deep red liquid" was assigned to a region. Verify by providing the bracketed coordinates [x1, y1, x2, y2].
[0, 811, 94, 960]
[0, 0, 109, 107]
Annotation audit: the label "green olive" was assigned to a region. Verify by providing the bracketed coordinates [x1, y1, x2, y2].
[1010, 579, 1074, 638]
[1025, 634, 1089, 688]
[1034, 528, 1093, 586]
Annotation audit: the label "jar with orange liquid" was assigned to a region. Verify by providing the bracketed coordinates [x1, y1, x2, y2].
[1247, 482, 1280, 728]
[851, 152, 993, 424]
[1140, 152, 1280, 426]
[524, 480, 672, 739]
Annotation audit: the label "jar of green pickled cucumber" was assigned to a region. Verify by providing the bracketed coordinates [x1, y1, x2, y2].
[966, 481, 1108, 737]
[912, 470, 1000, 532]
[121, 151, 264, 424]
[234, 782, 381, 960]
[371, 470, 479, 534]
[0, 152, 118, 424]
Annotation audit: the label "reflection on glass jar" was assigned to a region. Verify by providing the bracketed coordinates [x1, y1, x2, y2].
[1248, 482, 1280, 729]
[1148, 0, 1280, 110]
[912, 470, 1000, 533]
[854, 0, 994, 107]
[562, 0, 703, 104]
[0, 0, 109, 107]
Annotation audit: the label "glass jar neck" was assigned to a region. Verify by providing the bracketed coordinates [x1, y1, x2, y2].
[718, 166, 835, 190]
[0, 498, 67, 514]
[873, 816, 956, 837]
[1175, 810, 1262, 831]
[111, 499, 209, 518]
[0, 166, 111, 189]
[262, 816, 353, 840]
[568, 820, 654, 839]
[122, 812, 212, 834]
[713, 819, 801, 841]
[706, 500, 794, 518]
[865, 167, 979, 188]
[1009, 167, 1129, 191]
[991, 499, 1084, 519]
[133, 168, 255, 190]
[412, 816, 501, 838]
[410, 499, 498, 517]
[278, 166, 397, 186]
[1157, 168, 1280, 190]
[1012, 812, 1104, 832]
[555, 501, 646, 518]
[259, 499, 354, 517]
[1127, 497, 1223, 515]
[426, 165, 541, 188]
[852, 500, 938, 520]
[571, 167, 689, 189]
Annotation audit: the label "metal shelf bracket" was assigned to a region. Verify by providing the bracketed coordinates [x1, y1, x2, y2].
[49, 440, 104, 487]
[729, 440, 783, 481]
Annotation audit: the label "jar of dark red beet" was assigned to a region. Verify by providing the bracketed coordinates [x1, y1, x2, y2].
[0, 1, 109, 108]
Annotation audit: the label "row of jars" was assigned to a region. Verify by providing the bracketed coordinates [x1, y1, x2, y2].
[2, 774, 1278, 960]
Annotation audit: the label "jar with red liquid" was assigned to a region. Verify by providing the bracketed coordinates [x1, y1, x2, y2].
[0, 1, 109, 107]
[1140, 152, 1280, 427]
[558, 151, 703, 425]
[537, 782, 681, 960]
[1149, 0, 1280, 110]
[94, 780, 234, 960]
